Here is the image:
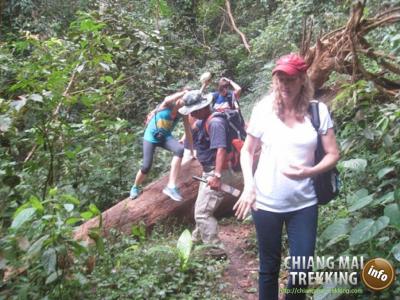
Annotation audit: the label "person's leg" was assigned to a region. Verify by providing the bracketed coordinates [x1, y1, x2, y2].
[130, 140, 157, 198]
[285, 205, 318, 300]
[193, 171, 224, 246]
[160, 138, 184, 201]
[162, 138, 184, 187]
[252, 209, 284, 300]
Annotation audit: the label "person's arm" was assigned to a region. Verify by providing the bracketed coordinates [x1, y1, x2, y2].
[282, 128, 340, 179]
[207, 148, 226, 190]
[223, 77, 241, 99]
[159, 89, 188, 109]
[182, 115, 194, 153]
[233, 134, 260, 219]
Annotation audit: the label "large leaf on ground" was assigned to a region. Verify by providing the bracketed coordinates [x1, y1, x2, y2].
[384, 203, 400, 228]
[392, 243, 400, 262]
[348, 194, 374, 212]
[346, 189, 368, 205]
[349, 217, 390, 246]
[320, 218, 351, 247]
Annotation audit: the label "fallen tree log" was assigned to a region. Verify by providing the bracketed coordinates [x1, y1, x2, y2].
[74, 159, 243, 242]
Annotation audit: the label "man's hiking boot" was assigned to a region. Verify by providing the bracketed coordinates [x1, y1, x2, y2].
[162, 186, 183, 201]
[129, 186, 141, 199]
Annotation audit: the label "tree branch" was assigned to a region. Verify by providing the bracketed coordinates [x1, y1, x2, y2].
[224, 0, 251, 54]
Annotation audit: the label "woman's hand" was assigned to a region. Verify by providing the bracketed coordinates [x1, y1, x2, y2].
[282, 164, 313, 180]
[233, 187, 257, 220]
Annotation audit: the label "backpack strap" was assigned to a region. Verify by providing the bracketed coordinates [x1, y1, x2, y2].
[309, 100, 320, 133]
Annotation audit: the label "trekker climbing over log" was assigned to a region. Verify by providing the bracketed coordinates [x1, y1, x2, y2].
[234, 54, 340, 300]
[129, 87, 194, 201]
[178, 90, 244, 257]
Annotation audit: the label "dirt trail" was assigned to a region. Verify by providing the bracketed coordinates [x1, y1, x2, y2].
[219, 223, 259, 300]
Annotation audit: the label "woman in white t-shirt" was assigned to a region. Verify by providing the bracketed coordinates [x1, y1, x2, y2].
[234, 54, 340, 300]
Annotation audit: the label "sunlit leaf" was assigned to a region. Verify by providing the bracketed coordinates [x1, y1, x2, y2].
[0, 115, 12, 132]
[377, 167, 395, 179]
[28, 235, 49, 257]
[349, 217, 390, 246]
[348, 194, 374, 212]
[392, 243, 400, 262]
[29, 94, 43, 102]
[29, 195, 44, 213]
[11, 208, 36, 229]
[177, 229, 192, 270]
[63, 203, 74, 212]
[340, 158, 367, 172]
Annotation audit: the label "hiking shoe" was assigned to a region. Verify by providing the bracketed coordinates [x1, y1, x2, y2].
[129, 186, 141, 199]
[162, 186, 183, 201]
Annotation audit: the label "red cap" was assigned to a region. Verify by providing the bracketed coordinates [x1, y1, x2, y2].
[272, 54, 308, 76]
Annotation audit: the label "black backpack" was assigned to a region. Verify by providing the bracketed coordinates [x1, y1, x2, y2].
[205, 109, 247, 172]
[309, 101, 340, 205]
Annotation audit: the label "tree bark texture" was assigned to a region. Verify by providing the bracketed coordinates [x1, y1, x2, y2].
[74, 159, 243, 242]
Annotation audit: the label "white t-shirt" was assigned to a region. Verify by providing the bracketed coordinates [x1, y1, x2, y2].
[247, 94, 334, 212]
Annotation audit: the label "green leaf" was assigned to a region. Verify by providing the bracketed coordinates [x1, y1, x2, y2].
[11, 208, 36, 229]
[99, 62, 110, 71]
[45, 271, 61, 284]
[340, 158, 367, 172]
[348, 194, 374, 212]
[349, 217, 390, 246]
[88, 204, 101, 216]
[29, 196, 44, 213]
[80, 211, 93, 220]
[28, 235, 50, 258]
[384, 203, 400, 228]
[29, 94, 43, 102]
[394, 189, 400, 201]
[177, 229, 192, 270]
[61, 194, 80, 205]
[63, 203, 74, 212]
[373, 192, 394, 206]
[320, 218, 350, 241]
[66, 217, 82, 225]
[346, 188, 368, 205]
[377, 167, 395, 179]
[392, 243, 400, 262]
[0, 115, 12, 132]
[42, 248, 57, 275]
[48, 187, 58, 197]
[101, 75, 114, 84]
[88, 229, 104, 255]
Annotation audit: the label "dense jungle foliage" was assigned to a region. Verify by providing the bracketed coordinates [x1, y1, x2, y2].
[0, 0, 399, 299]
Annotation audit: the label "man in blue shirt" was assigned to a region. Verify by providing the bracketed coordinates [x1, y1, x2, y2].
[179, 91, 230, 255]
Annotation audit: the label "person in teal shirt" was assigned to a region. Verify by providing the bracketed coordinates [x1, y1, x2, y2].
[130, 88, 194, 201]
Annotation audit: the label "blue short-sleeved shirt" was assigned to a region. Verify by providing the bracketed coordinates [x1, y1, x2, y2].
[193, 117, 227, 167]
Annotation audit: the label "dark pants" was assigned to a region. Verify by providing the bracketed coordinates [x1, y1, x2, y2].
[140, 139, 184, 174]
[252, 204, 318, 300]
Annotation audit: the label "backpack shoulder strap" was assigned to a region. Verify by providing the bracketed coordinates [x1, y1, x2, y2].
[227, 91, 235, 110]
[308, 100, 320, 133]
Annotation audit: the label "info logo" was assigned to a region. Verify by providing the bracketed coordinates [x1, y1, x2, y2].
[361, 258, 395, 291]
